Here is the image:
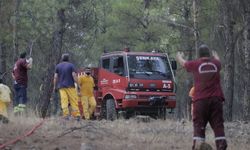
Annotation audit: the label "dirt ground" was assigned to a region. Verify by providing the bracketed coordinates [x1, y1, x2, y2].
[0, 115, 250, 150]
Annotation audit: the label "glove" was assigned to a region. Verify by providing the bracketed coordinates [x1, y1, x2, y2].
[26, 57, 33, 69]
[28, 57, 33, 63]
[26, 57, 33, 64]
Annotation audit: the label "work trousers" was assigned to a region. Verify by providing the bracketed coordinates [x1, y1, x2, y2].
[14, 83, 27, 106]
[192, 97, 227, 150]
[59, 87, 80, 117]
[0, 100, 8, 118]
[81, 96, 96, 120]
[13, 83, 28, 113]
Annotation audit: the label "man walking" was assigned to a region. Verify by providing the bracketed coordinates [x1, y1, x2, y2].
[53, 53, 81, 120]
[12, 52, 32, 114]
[176, 44, 227, 150]
[78, 67, 96, 120]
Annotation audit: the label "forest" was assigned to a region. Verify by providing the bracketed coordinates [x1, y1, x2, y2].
[0, 0, 250, 121]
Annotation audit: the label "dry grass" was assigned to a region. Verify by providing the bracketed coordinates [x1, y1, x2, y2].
[0, 114, 250, 150]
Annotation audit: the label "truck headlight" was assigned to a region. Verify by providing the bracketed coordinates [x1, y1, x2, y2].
[129, 83, 134, 87]
[139, 83, 144, 87]
[125, 94, 137, 99]
[167, 95, 176, 100]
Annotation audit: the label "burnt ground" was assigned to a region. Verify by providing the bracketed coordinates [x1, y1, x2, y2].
[0, 115, 250, 150]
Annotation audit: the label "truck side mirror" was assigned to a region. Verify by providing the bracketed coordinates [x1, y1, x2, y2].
[171, 60, 177, 70]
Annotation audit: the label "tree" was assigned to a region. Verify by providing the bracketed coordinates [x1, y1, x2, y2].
[221, 0, 235, 121]
[0, 0, 249, 120]
[240, 0, 250, 120]
[0, 43, 7, 77]
[12, 0, 21, 60]
[39, 8, 66, 118]
[192, 0, 200, 57]
[0, 0, 14, 83]
[172, 0, 193, 119]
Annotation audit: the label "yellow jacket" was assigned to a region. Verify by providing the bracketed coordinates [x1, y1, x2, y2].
[78, 75, 95, 97]
[189, 86, 195, 99]
[0, 84, 11, 102]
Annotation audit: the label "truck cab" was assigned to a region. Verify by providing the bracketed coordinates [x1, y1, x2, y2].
[93, 49, 177, 120]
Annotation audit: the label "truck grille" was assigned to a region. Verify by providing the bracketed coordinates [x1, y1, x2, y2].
[138, 101, 149, 105]
[128, 88, 172, 92]
[138, 95, 149, 99]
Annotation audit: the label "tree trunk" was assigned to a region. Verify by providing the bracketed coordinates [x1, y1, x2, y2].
[39, 9, 66, 118]
[13, 0, 21, 60]
[0, 42, 7, 77]
[177, 0, 193, 119]
[144, 0, 151, 9]
[242, 0, 250, 120]
[186, 8, 193, 121]
[193, 0, 200, 58]
[0, 1, 1, 16]
[222, 0, 235, 121]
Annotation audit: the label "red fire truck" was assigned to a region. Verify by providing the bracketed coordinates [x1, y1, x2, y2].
[84, 49, 177, 120]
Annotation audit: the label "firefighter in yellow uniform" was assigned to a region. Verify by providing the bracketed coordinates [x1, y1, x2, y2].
[0, 79, 11, 123]
[189, 86, 195, 117]
[78, 68, 96, 120]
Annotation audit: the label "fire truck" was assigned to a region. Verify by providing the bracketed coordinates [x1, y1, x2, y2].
[83, 49, 177, 120]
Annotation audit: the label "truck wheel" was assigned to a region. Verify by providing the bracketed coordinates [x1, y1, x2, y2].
[162, 108, 166, 120]
[100, 102, 106, 120]
[106, 99, 117, 121]
[159, 108, 166, 120]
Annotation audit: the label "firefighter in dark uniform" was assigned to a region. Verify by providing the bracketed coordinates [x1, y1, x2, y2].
[176, 45, 227, 150]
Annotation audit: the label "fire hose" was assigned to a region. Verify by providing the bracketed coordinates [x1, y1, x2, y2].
[0, 119, 46, 149]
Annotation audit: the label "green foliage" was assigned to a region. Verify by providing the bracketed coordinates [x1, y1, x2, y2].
[0, 0, 247, 119]
[0, 0, 14, 42]
[90, 0, 181, 56]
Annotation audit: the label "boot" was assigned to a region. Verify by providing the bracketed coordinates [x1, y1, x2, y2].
[193, 140, 213, 150]
[216, 139, 227, 150]
[0, 114, 9, 124]
[192, 140, 203, 150]
[200, 142, 213, 150]
[14, 106, 21, 116]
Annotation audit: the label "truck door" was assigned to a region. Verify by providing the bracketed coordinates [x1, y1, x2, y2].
[98, 57, 112, 89]
[110, 56, 129, 90]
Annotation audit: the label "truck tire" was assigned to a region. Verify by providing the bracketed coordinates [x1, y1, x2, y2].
[106, 99, 117, 121]
[159, 108, 166, 120]
[162, 108, 166, 120]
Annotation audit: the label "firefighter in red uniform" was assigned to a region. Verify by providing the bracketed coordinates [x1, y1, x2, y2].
[176, 44, 227, 150]
[12, 52, 32, 114]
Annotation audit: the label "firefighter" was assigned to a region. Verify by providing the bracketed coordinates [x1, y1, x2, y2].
[12, 52, 32, 114]
[78, 67, 96, 120]
[0, 78, 11, 123]
[176, 44, 227, 150]
[189, 86, 195, 98]
[189, 86, 213, 150]
[53, 53, 81, 120]
[189, 86, 195, 117]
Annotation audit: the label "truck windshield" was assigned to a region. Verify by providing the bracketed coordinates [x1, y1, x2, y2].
[127, 55, 172, 80]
